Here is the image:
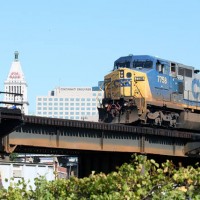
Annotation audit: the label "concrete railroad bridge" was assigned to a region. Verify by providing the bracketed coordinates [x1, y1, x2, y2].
[0, 106, 200, 177]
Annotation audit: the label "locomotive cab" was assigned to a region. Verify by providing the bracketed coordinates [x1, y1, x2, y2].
[99, 55, 153, 124]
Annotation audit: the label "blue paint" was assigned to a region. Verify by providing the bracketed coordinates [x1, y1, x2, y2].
[192, 79, 200, 99]
[114, 79, 131, 87]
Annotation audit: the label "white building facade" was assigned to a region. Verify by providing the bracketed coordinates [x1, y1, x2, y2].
[36, 85, 104, 122]
[4, 51, 29, 114]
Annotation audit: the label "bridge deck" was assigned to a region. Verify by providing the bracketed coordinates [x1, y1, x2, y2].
[2, 115, 199, 156]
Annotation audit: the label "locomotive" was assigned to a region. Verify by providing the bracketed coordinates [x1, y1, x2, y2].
[98, 55, 200, 130]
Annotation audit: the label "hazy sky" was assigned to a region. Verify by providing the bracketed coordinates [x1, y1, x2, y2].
[0, 1, 200, 114]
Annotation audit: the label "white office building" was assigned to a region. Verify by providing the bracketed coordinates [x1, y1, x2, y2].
[36, 84, 104, 122]
[4, 51, 29, 114]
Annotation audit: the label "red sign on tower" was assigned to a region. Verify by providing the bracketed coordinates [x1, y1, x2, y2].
[9, 72, 21, 79]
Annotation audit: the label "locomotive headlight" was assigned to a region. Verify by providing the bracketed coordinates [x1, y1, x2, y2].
[105, 103, 108, 108]
[120, 70, 124, 78]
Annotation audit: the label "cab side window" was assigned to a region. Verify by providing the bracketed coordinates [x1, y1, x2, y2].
[156, 60, 169, 75]
[156, 61, 164, 73]
[170, 63, 176, 77]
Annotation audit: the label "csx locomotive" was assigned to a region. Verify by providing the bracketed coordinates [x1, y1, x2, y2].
[98, 55, 200, 130]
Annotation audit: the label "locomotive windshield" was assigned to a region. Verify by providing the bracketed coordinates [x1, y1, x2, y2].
[132, 60, 153, 69]
[114, 61, 130, 70]
[114, 60, 153, 70]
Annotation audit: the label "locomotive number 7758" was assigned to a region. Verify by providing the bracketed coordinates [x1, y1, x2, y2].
[157, 75, 167, 84]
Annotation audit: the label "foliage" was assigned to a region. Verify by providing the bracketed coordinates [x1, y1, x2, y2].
[1, 154, 200, 199]
[9, 153, 19, 161]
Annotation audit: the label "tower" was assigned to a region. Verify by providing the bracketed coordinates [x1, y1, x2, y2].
[4, 51, 29, 114]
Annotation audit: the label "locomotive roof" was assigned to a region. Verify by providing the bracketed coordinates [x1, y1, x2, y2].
[114, 54, 194, 70]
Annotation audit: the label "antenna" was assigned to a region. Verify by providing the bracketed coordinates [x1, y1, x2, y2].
[14, 51, 19, 61]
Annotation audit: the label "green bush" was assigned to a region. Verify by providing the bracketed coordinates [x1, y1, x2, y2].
[1, 154, 200, 199]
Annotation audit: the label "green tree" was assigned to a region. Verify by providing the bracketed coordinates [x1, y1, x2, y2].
[1, 154, 200, 199]
[9, 153, 19, 161]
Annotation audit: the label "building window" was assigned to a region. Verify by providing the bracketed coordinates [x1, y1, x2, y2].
[87, 103, 90, 106]
[70, 103, 74, 106]
[49, 102, 53, 106]
[54, 107, 58, 110]
[93, 93, 96, 96]
[49, 107, 52, 110]
[86, 108, 90, 110]
[92, 108, 96, 110]
[70, 98, 74, 101]
[37, 107, 41, 110]
[65, 107, 69, 110]
[59, 103, 63, 106]
[43, 103, 47, 106]
[59, 107, 63, 110]
[76, 98, 80, 101]
[75, 116, 79, 120]
[87, 98, 90, 101]
[54, 103, 58, 106]
[76, 112, 79, 115]
[48, 112, 52, 115]
[43, 107, 47, 110]
[76, 107, 80, 110]
[60, 98, 63, 101]
[81, 112, 85, 115]
[54, 98, 58, 101]
[70, 107, 74, 110]
[81, 98, 85, 101]
[81, 103, 85, 106]
[37, 102, 42, 106]
[87, 112, 90, 115]
[81, 108, 85, 110]
[59, 112, 63, 115]
[43, 98, 47, 101]
[92, 103, 96, 106]
[54, 112, 58, 115]
[49, 98, 53, 101]
[92, 98, 96, 101]
[38, 98, 42, 101]
[76, 103, 80, 106]
[70, 116, 74, 120]
[65, 98, 69, 101]
[65, 103, 69, 106]
[92, 112, 96, 115]
[70, 112, 74, 115]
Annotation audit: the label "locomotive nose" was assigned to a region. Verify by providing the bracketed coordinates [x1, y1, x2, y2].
[104, 68, 134, 99]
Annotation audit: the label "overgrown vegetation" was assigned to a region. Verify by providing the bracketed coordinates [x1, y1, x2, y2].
[0, 154, 200, 199]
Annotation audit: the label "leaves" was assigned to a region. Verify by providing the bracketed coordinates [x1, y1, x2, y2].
[1, 154, 200, 199]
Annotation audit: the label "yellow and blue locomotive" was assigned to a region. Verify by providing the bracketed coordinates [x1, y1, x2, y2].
[98, 55, 200, 130]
